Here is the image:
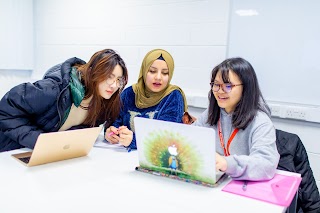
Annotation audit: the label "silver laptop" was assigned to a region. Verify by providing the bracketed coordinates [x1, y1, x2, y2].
[12, 126, 102, 167]
[134, 117, 225, 187]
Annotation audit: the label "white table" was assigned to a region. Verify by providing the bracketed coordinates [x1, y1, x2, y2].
[0, 145, 291, 213]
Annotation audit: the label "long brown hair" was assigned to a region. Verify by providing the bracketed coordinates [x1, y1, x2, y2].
[75, 49, 128, 127]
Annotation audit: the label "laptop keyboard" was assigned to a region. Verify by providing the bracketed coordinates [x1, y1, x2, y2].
[19, 157, 31, 164]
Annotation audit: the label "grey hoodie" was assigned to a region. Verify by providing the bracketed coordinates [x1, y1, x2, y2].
[193, 108, 280, 180]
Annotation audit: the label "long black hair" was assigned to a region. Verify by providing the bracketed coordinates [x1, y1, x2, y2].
[207, 57, 270, 129]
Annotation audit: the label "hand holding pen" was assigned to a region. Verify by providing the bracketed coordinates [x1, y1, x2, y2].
[105, 126, 133, 147]
[105, 126, 119, 144]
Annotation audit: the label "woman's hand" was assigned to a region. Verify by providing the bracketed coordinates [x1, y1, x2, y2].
[105, 126, 120, 144]
[117, 126, 133, 147]
[215, 152, 228, 172]
[105, 126, 133, 147]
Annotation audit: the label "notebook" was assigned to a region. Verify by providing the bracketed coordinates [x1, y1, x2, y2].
[134, 117, 225, 187]
[12, 126, 102, 167]
[222, 173, 302, 207]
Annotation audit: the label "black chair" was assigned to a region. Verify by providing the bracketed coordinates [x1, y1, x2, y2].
[276, 129, 320, 213]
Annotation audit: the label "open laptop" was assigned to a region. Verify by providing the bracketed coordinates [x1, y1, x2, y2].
[134, 117, 226, 187]
[12, 126, 102, 167]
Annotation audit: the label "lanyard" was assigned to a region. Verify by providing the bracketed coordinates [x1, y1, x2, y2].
[218, 118, 239, 156]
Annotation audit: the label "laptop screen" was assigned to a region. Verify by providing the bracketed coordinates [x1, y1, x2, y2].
[134, 117, 222, 185]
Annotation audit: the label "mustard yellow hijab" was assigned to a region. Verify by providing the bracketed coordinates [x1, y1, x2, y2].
[132, 49, 188, 111]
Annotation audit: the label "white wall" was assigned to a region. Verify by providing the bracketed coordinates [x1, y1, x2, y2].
[0, 0, 33, 70]
[0, 0, 34, 98]
[33, 0, 229, 95]
[228, 0, 320, 107]
[227, 0, 320, 124]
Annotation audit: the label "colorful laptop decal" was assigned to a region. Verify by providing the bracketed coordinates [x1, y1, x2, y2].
[134, 117, 225, 187]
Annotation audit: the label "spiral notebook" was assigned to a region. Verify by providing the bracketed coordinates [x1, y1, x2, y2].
[222, 173, 302, 207]
[134, 117, 226, 187]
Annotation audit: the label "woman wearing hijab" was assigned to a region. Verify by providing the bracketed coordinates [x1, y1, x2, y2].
[105, 49, 188, 150]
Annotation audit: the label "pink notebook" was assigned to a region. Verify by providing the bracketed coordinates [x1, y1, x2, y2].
[222, 174, 302, 207]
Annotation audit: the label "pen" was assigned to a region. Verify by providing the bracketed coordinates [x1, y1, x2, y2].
[108, 132, 115, 136]
[242, 180, 248, 191]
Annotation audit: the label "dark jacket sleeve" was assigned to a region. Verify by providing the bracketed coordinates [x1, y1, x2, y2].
[0, 79, 60, 149]
[276, 129, 320, 213]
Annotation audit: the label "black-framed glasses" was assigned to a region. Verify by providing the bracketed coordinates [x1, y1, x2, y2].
[210, 82, 243, 93]
[106, 77, 125, 88]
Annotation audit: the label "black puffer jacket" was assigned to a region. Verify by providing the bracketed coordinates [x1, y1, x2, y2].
[276, 129, 320, 213]
[0, 57, 86, 152]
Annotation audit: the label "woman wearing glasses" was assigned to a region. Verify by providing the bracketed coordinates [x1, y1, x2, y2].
[105, 49, 188, 149]
[0, 49, 133, 152]
[193, 57, 279, 181]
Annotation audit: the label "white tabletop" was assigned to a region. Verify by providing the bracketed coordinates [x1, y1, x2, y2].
[0, 144, 288, 213]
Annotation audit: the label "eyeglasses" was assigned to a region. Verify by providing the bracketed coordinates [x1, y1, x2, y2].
[106, 77, 125, 88]
[210, 82, 243, 93]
